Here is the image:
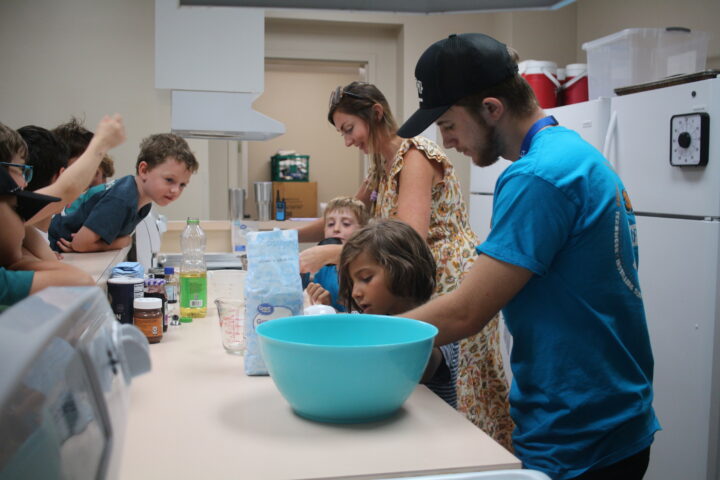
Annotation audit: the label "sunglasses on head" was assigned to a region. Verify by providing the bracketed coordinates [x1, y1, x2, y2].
[329, 86, 368, 109]
[0, 162, 33, 183]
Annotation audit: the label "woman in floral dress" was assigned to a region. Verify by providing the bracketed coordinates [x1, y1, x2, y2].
[298, 82, 513, 450]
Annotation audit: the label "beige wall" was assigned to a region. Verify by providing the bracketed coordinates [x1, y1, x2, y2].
[1, 1, 718, 221]
[577, 0, 720, 69]
[246, 60, 363, 218]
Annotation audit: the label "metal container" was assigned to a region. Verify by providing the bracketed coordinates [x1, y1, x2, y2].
[229, 188, 245, 221]
[254, 181, 272, 221]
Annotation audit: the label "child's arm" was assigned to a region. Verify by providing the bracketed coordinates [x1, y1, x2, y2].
[26, 115, 126, 225]
[9, 257, 94, 290]
[55, 226, 132, 253]
[421, 347, 445, 383]
[306, 282, 332, 306]
[22, 226, 57, 261]
[0, 202, 26, 267]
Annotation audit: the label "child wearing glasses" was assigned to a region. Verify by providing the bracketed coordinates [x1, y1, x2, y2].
[305, 196, 368, 311]
[0, 122, 98, 309]
[48, 133, 199, 253]
[335, 218, 459, 407]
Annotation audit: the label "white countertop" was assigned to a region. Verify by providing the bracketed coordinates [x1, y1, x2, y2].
[119, 270, 519, 479]
[61, 246, 131, 286]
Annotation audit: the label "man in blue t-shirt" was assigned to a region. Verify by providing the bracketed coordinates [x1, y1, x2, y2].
[397, 34, 659, 480]
[49, 134, 200, 253]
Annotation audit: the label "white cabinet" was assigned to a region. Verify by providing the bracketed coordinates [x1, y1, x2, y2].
[155, 0, 264, 93]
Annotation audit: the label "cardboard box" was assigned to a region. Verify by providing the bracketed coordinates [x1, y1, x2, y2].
[272, 182, 317, 218]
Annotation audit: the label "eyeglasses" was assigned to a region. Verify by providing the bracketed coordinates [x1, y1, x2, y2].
[0, 162, 33, 183]
[329, 86, 368, 109]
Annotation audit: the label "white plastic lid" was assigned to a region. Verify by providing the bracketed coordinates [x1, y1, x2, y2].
[134, 297, 162, 309]
[520, 60, 557, 74]
[108, 276, 144, 284]
[565, 63, 587, 76]
[304, 305, 337, 315]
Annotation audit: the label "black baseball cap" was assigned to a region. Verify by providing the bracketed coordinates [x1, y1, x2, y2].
[397, 33, 518, 138]
[0, 166, 60, 221]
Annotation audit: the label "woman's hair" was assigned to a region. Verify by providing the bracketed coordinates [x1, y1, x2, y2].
[0, 122, 27, 164]
[456, 47, 537, 121]
[338, 218, 436, 312]
[324, 196, 369, 226]
[327, 82, 398, 201]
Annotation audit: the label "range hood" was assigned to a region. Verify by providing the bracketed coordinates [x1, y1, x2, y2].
[171, 90, 285, 141]
[156, 1, 284, 141]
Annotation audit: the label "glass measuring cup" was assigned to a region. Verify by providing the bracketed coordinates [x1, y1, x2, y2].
[214, 297, 245, 355]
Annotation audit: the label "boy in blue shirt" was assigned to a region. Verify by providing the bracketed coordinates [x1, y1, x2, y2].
[306, 196, 368, 311]
[49, 134, 199, 253]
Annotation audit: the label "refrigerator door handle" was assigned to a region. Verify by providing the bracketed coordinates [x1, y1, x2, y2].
[603, 110, 618, 169]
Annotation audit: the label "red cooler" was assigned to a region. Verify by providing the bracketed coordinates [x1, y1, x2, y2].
[521, 60, 560, 108]
[563, 63, 589, 105]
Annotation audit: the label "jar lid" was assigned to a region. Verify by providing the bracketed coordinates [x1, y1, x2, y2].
[108, 276, 144, 284]
[134, 297, 162, 309]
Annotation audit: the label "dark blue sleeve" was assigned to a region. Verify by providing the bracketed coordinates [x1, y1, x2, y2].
[82, 195, 134, 245]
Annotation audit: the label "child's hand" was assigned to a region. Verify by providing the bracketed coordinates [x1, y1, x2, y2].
[56, 234, 77, 253]
[306, 282, 331, 306]
[93, 114, 126, 151]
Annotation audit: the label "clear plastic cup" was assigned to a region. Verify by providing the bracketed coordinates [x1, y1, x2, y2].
[214, 297, 245, 355]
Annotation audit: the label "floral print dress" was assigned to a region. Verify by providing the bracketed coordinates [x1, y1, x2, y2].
[372, 136, 514, 452]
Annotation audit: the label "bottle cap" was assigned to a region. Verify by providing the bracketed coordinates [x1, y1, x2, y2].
[134, 297, 162, 309]
[180, 316, 193, 323]
[164, 266, 175, 275]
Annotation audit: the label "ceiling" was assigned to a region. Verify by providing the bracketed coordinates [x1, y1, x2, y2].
[180, 0, 575, 13]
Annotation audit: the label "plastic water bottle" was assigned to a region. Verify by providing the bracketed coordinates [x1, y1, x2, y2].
[232, 220, 249, 254]
[179, 217, 207, 319]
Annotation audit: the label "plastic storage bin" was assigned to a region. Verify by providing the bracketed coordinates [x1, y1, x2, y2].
[271, 153, 309, 182]
[582, 27, 710, 99]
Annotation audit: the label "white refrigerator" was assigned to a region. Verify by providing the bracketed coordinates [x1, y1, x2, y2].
[468, 77, 720, 480]
[606, 77, 720, 480]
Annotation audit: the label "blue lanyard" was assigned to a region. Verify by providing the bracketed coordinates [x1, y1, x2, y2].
[519, 115, 558, 157]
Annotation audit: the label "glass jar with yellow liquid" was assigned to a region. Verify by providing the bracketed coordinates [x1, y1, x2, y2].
[179, 217, 207, 319]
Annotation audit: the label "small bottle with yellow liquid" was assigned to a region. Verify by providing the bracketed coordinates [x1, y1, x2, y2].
[179, 217, 207, 319]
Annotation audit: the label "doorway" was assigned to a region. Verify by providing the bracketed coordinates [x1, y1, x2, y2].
[246, 59, 365, 218]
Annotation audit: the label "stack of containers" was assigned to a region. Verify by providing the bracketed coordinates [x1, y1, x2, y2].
[582, 27, 710, 99]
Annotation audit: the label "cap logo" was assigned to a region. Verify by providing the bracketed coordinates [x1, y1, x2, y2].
[416, 79, 424, 101]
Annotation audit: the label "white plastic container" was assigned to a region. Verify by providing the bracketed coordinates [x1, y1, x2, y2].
[582, 27, 710, 99]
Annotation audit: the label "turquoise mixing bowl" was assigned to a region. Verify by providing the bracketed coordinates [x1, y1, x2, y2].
[256, 314, 438, 423]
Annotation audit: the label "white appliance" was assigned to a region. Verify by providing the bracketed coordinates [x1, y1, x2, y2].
[0, 287, 151, 479]
[605, 76, 720, 480]
[134, 207, 167, 271]
[155, 0, 285, 141]
[469, 77, 720, 480]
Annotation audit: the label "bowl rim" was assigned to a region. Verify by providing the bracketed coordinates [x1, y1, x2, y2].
[256, 314, 438, 349]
